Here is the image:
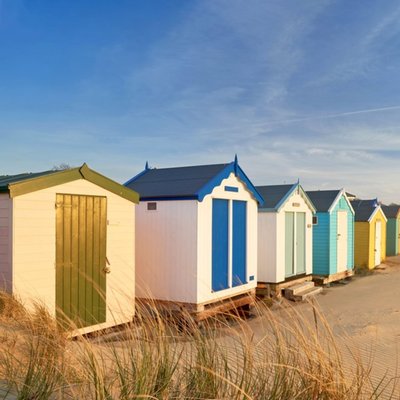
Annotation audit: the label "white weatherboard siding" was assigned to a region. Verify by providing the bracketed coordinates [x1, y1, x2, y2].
[135, 200, 198, 303]
[258, 190, 313, 284]
[12, 179, 135, 333]
[0, 194, 12, 292]
[257, 212, 278, 283]
[197, 173, 257, 304]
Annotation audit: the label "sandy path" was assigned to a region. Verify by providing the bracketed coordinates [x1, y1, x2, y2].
[245, 256, 400, 398]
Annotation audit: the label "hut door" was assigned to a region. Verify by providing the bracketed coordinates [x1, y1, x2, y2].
[56, 194, 107, 328]
[285, 212, 295, 277]
[285, 212, 306, 277]
[397, 218, 400, 255]
[295, 213, 306, 274]
[212, 199, 229, 291]
[337, 211, 348, 272]
[232, 200, 247, 286]
[374, 220, 381, 266]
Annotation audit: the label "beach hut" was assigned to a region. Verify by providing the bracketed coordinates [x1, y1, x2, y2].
[125, 157, 263, 320]
[256, 183, 317, 298]
[351, 199, 387, 269]
[381, 204, 400, 256]
[306, 189, 355, 284]
[0, 164, 138, 334]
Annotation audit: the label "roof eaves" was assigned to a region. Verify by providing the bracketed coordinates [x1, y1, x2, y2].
[275, 183, 316, 213]
[8, 167, 82, 198]
[79, 164, 139, 204]
[275, 183, 298, 212]
[368, 205, 387, 223]
[327, 189, 355, 215]
[196, 162, 264, 205]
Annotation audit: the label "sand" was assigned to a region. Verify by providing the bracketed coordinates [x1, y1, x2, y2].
[246, 255, 400, 397]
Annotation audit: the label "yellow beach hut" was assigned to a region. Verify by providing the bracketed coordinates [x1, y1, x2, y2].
[351, 199, 387, 269]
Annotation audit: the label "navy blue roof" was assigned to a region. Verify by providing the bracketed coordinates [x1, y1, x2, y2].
[351, 199, 381, 222]
[381, 204, 400, 219]
[255, 184, 295, 209]
[306, 190, 341, 212]
[125, 160, 264, 204]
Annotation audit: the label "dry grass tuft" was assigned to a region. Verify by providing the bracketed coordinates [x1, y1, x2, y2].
[0, 293, 398, 399]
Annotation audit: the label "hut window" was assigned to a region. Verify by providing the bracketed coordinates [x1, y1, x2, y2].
[147, 202, 157, 211]
[312, 216, 318, 225]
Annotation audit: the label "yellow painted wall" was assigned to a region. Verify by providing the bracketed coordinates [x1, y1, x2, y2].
[354, 222, 369, 268]
[368, 209, 386, 269]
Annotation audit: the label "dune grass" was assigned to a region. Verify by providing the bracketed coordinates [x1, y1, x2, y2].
[0, 292, 398, 399]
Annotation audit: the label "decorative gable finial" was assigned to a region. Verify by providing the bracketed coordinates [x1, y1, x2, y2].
[145, 161, 149, 170]
[234, 154, 238, 176]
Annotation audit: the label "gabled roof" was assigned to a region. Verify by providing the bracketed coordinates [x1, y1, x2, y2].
[124, 158, 264, 204]
[256, 183, 315, 212]
[306, 189, 354, 214]
[0, 164, 139, 203]
[351, 199, 386, 222]
[381, 204, 400, 219]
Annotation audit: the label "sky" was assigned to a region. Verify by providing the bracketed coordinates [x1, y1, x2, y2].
[1, 0, 400, 202]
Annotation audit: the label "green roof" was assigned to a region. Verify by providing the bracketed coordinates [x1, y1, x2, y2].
[0, 164, 139, 203]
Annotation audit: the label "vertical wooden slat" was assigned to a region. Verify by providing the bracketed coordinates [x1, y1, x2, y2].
[78, 196, 87, 325]
[55, 194, 64, 323]
[99, 197, 107, 322]
[70, 196, 79, 324]
[85, 196, 94, 325]
[92, 197, 100, 323]
[63, 195, 72, 320]
[56, 194, 107, 328]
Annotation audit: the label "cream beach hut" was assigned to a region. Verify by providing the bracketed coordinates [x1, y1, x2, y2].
[256, 183, 317, 298]
[0, 164, 138, 334]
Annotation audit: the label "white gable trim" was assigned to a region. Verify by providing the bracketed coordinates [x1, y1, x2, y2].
[328, 189, 355, 215]
[277, 184, 316, 213]
[368, 205, 387, 223]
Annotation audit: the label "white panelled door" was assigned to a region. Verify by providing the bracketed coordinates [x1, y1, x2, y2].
[337, 211, 348, 273]
[375, 220, 382, 267]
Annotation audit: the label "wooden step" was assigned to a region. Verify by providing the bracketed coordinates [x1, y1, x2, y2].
[285, 281, 315, 297]
[292, 286, 323, 302]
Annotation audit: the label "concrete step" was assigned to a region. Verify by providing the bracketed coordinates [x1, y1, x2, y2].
[292, 286, 323, 302]
[285, 281, 315, 297]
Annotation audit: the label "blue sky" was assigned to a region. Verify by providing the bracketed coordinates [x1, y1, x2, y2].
[1, 1, 400, 202]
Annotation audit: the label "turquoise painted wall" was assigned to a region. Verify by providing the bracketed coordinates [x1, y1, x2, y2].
[312, 213, 330, 275]
[386, 218, 398, 256]
[312, 194, 354, 276]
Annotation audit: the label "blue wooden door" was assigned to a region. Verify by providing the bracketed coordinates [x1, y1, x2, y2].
[232, 200, 247, 287]
[212, 199, 229, 291]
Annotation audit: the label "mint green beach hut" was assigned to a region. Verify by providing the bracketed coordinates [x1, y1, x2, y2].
[382, 204, 400, 256]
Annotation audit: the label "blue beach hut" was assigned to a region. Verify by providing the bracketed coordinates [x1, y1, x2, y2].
[306, 189, 355, 283]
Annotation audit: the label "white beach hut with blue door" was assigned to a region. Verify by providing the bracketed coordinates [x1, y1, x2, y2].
[125, 157, 263, 319]
[256, 183, 317, 298]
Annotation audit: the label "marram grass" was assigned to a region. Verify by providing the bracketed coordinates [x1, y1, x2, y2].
[0, 292, 398, 399]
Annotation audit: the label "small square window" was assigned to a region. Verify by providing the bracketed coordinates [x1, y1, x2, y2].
[312, 216, 318, 225]
[147, 202, 157, 211]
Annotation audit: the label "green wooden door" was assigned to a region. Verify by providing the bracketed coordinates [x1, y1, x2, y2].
[296, 212, 306, 274]
[285, 212, 295, 277]
[56, 194, 107, 328]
